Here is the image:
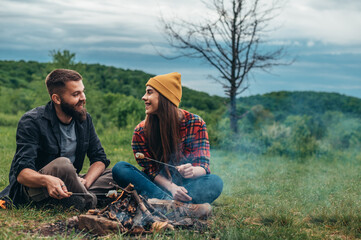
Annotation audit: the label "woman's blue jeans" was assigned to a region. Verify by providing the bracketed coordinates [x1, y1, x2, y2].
[112, 161, 223, 204]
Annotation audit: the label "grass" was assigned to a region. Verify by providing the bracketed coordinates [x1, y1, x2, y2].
[1, 125, 361, 239]
[213, 151, 361, 239]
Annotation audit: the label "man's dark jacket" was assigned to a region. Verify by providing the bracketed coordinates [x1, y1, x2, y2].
[0, 101, 110, 206]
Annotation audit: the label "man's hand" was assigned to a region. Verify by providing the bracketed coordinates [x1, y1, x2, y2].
[17, 168, 70, 200]
[83, 161, 105, 189]
[78, 176, 87, 187]
[44, 175, 70, 200]
[169, 183, 192, 202]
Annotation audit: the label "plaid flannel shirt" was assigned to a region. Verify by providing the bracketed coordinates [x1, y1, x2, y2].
[132, 109, 211, 180]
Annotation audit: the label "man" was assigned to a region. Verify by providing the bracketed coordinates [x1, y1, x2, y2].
[0, 69, 116, 210]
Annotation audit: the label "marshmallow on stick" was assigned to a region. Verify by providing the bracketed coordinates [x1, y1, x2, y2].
[135, 152, 145, 159]
[135, 152, 177, 168]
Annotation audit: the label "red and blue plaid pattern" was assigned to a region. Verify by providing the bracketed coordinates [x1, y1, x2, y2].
[132, 109, 211, 179]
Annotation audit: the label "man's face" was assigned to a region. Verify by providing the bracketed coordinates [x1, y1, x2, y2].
[59, 80, 87, 122]
[142, 86, 159, 115]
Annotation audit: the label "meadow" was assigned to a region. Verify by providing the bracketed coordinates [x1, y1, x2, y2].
[1, 124, 361, 239]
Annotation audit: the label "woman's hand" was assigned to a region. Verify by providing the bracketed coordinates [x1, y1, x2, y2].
[154, 174, 193, 202]
[177, 164, 207, 179]
[176, 163, 195, 178]
[169, 183, 192, 202]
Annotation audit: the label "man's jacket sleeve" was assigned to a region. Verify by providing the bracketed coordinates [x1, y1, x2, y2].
[12, 114, 40, 178]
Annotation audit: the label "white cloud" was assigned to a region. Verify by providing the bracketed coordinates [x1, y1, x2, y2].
[272, 0, 361, 45]
[307, 41, 315, 47]
[1, 0, 361, 52]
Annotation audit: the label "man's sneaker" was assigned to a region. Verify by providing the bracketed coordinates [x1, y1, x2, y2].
[61, 196, 86, 211]
[147, 199, 212, 219]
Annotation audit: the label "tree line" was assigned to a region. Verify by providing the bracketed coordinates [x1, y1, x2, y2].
[1, 59, 361, 157]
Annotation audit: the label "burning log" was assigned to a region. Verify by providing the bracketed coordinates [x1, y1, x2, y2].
[77, 183, 208, 235]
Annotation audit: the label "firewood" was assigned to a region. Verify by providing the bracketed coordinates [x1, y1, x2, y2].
[124, 183, 134, 191]
[112, 184, 134, 203]
[123, 218, 133, 228]
[87, 209, 100, 215]
[151, 221, 174, 232]
[78, 215, 126, 235]
[140, 195, 168, 220]
[130, 190, 154, 222]
[131, 208, 144, 227]
[97, 205, 109, 215]
[77, 183, 205, 235]
[128, 203, 137, 214]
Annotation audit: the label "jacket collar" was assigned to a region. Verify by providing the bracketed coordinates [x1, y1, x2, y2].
[43, 101, 59, 127]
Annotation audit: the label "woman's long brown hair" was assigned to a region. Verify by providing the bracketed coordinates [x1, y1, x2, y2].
[144, 93, 181, 178]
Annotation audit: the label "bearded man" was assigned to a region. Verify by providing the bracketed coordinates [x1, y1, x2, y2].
[0, 69, 116, 210]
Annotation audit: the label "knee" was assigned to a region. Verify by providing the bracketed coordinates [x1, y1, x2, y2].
[51, 157, 76, 175]
[38, 157, 77, 180]
[205, 174, 223, 199]
[52, 157, 72, 167]
[210, 174, 223, 196]
[112, 162, 133, 182]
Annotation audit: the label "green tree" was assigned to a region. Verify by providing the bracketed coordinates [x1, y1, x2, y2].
[49, 50, 76, 68]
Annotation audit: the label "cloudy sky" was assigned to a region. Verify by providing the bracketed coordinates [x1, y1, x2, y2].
[1, 0, 360, 98]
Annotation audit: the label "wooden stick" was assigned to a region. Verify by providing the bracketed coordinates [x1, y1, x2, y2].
[130, 190, 154, 222]
[140, 195, 168, 220]
[135, 152, 178, 169]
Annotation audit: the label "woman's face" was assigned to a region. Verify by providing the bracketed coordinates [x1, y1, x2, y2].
[142, 86, 159, 115]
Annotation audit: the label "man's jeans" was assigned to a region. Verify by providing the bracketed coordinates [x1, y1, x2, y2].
[112, 161, 223, 204]
[25, 157, 115, 208]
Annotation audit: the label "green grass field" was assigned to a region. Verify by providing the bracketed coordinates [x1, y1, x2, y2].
[1, 125, 361, 239]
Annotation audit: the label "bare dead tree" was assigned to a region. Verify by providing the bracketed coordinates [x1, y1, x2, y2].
[160, 0, 289, 133]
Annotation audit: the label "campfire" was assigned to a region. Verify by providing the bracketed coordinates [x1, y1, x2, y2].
[77, 184, 210, 235]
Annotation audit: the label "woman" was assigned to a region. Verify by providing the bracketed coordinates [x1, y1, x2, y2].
[112, 72, 223, 204]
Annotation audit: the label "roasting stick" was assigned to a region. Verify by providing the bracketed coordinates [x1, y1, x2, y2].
[135, 152, 178, 169]
[66, 190, 118, 198]
[67, 193, 106, 196]
[135, 152, 182, 191]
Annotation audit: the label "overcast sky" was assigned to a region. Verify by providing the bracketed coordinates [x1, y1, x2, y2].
[1, 0, 360, 98]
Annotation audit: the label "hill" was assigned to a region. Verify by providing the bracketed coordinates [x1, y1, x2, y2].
[238, 91, 361, 119]
[1, 59, 360, 127]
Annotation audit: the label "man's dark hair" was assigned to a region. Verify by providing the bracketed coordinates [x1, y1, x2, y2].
[45, 69, 82, 97]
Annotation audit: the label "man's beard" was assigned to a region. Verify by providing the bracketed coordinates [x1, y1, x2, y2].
[60, 99, 87, 122]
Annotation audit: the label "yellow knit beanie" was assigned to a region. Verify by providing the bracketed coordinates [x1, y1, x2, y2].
[146, 72, 182, 107]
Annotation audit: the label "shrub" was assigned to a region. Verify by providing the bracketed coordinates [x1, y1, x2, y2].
[326, 118, 361, 150]
[289, 116, 318, 158]
[0, 113, 20, 127]
[247, 105, 274, 129]
[265, 116, 318, 159]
